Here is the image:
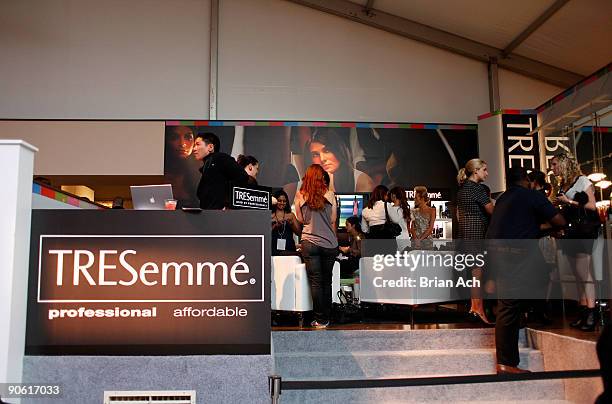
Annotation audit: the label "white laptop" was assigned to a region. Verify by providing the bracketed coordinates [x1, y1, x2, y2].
[130, 184, 174, 210]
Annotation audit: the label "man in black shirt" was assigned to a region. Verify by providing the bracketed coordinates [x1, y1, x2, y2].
[193, 132, 249, 210]
[486, 167, 565, 374]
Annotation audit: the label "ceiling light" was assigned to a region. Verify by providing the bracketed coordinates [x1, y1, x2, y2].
[588, 172, 606, 182]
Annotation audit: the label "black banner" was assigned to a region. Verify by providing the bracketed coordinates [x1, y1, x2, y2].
[26, 210, 270, 355]
[502, 114, 540, 170]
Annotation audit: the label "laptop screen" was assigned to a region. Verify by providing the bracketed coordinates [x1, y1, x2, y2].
[130, 184, 174, 210]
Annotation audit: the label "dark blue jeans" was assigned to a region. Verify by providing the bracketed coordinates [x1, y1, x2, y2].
[301, 240, 338, 323]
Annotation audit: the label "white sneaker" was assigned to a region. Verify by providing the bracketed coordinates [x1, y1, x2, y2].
[310, 320, 330, 329]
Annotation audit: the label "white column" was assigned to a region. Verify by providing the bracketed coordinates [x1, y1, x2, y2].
[0, 140, 38, 385]
[477, 114, 505, 193]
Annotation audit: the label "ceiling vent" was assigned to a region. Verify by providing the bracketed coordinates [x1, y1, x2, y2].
[103, 390, 196, 404]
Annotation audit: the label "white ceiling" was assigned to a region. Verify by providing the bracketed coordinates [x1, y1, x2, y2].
[513, 0, 612, 75]
[349, 0, 612, 77]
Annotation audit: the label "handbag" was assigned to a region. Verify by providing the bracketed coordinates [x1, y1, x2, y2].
[383, 202, 402, 238]
[564, 205, 600, 239]
[332, 289, 362, 324]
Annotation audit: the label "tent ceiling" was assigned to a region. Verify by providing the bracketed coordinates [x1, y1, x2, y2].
[294, 0, 611, 86]
[512, 0, 612, 76]
[355, 0, 556, 49]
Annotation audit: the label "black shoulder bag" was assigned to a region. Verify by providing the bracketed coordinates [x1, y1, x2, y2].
[383, 203, 402, 238]
[565, 205, 600, 239]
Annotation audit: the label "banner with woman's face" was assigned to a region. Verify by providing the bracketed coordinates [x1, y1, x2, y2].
[164, 122, 478, 205]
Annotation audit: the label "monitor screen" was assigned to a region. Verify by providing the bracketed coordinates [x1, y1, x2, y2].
[337, 194, 367, 228]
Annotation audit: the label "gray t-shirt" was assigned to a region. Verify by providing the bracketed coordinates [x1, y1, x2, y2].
[299, 192, 338, 249]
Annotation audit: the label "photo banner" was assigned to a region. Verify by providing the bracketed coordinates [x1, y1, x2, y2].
[164, 122, 478, 206]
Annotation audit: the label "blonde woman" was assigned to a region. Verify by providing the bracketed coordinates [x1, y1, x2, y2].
[457, 158, 495, 324]
[409, 186, 436, 250]
[550, 152, 598, 331]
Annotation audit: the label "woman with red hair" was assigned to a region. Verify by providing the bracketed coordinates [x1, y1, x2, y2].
[294, 164, 339, 328]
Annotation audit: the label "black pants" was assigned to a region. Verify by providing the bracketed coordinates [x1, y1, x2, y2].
[492, 245, 547, 367]
[495, 299, 524, 367]
[301, 240, 338, 323]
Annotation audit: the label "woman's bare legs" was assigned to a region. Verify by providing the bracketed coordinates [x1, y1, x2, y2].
[470, 267, 493, 324]
[569, 254, 595, 308]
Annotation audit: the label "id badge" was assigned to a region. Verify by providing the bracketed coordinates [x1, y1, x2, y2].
[276, 239, 287, 251]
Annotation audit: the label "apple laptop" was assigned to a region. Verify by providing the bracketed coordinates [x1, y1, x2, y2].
[130, 184, 174, 210]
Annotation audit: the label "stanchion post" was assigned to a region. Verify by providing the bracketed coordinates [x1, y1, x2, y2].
[269, 375, 282, 404]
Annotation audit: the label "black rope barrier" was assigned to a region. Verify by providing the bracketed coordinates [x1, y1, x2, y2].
[273, 369, 601, 392]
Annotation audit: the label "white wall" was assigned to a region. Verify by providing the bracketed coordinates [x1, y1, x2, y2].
[499, 69, 564, 110]
[0, 0, 211, 119]
[218, 0, 490, 123]
[0, 121, 164, 175]
[0, 0, 568, 124]
[32, 193, 80, 209]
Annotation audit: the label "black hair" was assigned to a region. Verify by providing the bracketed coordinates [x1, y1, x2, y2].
[323, 170, 330, 187]
[195, 132, 220, 153]
[367, 185, 389, 209]
[304, 128, 355, 192]
[389, 186, 410, 220]
[236, 154, 259, 169]
[528, 170, 547, 188]
[346, 216, 363, 234]
[506, 166, 529, 186]
[273, 189, 292, 213]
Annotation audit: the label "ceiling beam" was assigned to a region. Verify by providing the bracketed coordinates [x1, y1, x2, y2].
[501, 0, 570, 58]
[285, 0, 583, 88]
[363, 0, 375, 16]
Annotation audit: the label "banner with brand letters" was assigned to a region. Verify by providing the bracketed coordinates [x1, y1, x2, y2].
[26, 210, 270, 355]
[502, 113, 540, 170]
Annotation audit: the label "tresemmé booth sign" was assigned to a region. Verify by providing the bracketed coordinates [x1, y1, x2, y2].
[26, 210, 271, 355]
[231, 185, 271, 210]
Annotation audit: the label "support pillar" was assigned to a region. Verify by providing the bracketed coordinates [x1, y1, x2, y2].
[488, 57, 500, 112]
[0, 140, 38, 387]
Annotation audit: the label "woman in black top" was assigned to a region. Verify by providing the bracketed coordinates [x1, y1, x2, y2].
[237, 154, 259, 185]
[339, 216, 364, 277]
[457, 158, 495, 324]
[271, 190, 301, 255]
